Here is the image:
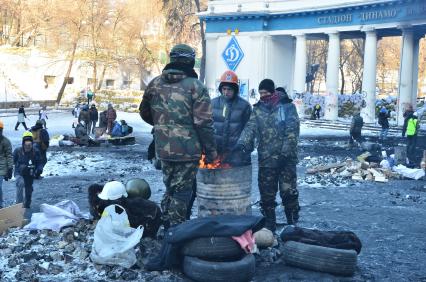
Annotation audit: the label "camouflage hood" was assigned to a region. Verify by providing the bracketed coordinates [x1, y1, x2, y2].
[162, 62, 198, 83]
[161, 69, 187, 84]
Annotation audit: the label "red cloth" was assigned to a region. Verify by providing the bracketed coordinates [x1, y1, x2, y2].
[260, 91, 280, 107]
[232, 229, 255, 253]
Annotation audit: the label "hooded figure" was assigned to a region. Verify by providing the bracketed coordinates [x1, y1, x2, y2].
[211, 70, 251, 165]
[139, 43, 217, 228]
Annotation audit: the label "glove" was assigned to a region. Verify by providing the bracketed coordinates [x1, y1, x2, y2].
[4, 168, 13, 181]
[205, 151, 218, 164]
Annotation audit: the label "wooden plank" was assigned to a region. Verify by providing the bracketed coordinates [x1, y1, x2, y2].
[0, 203, 25, 234]
[306, 162, 346, 174]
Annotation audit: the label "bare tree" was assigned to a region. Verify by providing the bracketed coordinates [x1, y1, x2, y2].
[161, 0, 208, 81]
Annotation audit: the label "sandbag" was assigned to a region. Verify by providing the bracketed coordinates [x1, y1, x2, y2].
[90, 205, 143, 268]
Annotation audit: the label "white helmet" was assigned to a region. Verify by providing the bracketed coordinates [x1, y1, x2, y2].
[98, 181, 128, 200]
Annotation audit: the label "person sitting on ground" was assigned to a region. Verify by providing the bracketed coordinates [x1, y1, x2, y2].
[349, 111, 364, 145]
[120, 120, 133, 137]
[74, 123, 89, 146]
[88, 181, 162, 238]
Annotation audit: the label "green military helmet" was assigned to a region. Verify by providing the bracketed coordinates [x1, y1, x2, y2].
[169, 44, 196, 67]
[125, 178, 151, 199]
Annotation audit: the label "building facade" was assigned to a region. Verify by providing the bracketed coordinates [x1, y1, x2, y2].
[200, 0, 426, 125]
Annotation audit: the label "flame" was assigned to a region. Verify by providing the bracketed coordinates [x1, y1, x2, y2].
[199, 154, 232, 169]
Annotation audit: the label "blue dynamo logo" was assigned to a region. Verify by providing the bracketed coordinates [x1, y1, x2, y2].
[222, 36, 244, 71]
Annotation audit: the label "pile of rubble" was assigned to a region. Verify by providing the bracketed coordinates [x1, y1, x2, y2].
[0, 218, 290, 281]
[299, 156, 359, 187]
[301, 152, 426, 186]
[0, 220, 182, 281]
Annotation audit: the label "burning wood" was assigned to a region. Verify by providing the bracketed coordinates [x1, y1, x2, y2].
[199, 154, 231, 169]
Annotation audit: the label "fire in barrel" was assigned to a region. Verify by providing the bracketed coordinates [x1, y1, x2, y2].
[197, 155, 252, 217]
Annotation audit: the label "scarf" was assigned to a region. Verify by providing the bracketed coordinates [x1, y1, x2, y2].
[260, 92, 280, 107]
[163, 62, 198, 79]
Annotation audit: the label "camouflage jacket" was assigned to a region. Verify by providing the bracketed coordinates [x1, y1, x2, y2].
[139, 69, 217, 162]
[238, 98, 300, 168]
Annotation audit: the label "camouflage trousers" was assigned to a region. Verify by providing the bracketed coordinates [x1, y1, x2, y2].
[161, 160, 199, 227]
[258, 163, 299, 226]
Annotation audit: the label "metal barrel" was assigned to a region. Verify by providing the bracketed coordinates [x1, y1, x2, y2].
[196, 165, 252, 217]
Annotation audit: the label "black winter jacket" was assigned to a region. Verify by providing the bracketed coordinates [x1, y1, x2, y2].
[350, 114, 364, 134]
[89, 108, 98, 121]
[212, 95, 251, 153]
[378, 112, 389, 129]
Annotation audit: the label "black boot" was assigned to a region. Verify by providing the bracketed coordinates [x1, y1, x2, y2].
[285, 205, 300, 225]
[261, 207, 276, 232]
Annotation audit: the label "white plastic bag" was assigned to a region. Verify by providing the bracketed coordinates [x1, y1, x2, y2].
[393, 164, 425, 180]
[24, 200, 90, 232]
[90, 204, 143, 268]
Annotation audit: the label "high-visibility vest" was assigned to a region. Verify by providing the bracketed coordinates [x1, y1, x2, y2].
[406, 118, 418, 136]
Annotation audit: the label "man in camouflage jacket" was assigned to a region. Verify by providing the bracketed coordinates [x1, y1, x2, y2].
[237, 81, 300, 231]
[140, 44, 217, 227]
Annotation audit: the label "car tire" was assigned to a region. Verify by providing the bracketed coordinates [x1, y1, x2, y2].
[181, 236, 244, 261]
[183, 254, 255, 282]
[283, 241, 357, 276]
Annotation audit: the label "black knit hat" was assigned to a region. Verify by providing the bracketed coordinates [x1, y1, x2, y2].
[258, 79, 275, 94]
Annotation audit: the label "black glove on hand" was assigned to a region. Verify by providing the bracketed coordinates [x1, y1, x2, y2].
[205, 151, 218, 164]
[4, 168, 13, 181]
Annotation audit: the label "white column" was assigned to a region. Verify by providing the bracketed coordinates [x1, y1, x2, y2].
[411, 36, 420, 108]
[324, 32, 340, 121]
[205, 35, 218, 96]
[293, 34, 307, 93]
[361, 30, 377, 124]
[397, 29, 414, 126]
[293, 34, 307, 118]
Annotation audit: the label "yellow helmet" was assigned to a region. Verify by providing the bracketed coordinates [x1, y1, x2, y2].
[22, 131, 33, 143]
[23, 131, 33, 138]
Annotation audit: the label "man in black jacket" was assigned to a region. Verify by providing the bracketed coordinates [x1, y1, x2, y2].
[212, 70, 251, 165]
[378, 107, 390, 142]
[89, 104, 99, 134]
[349, 112, 364, 145]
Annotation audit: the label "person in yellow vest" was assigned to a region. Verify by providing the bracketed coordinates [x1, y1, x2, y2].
[313, 104, 321, 120]
[402, 110, 420, 166]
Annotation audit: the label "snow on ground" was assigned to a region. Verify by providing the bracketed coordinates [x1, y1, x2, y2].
[0, 110, 152, 147]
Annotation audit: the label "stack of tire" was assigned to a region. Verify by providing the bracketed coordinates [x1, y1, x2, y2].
[181, 236, 255, 282]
